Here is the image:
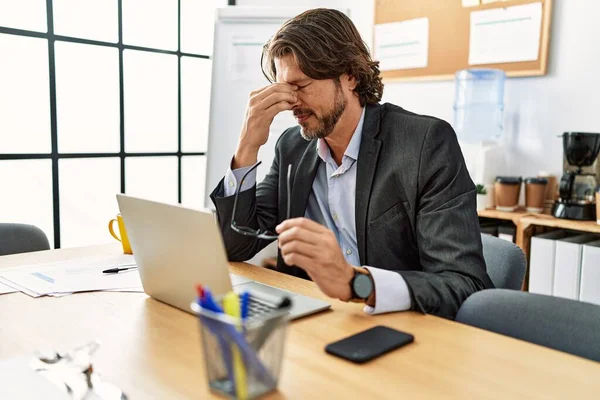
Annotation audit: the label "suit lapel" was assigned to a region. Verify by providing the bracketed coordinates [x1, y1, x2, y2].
[289, 142, 319, 219]
[355, 104, 382, 265]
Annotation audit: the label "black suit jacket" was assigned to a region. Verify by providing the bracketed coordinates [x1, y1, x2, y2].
[210, 103, 494, 319]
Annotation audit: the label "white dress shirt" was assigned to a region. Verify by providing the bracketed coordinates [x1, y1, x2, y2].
[223, 108, 411, 314]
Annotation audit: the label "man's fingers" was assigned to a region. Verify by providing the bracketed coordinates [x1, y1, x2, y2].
[263, 100, 295, 119]
[248, 84, 272, 98]
[277, 226, 320, 247]
[281, 251, 316, 272]
[279, 240, 320, 259]
[250, 83, 297, 104]
[261, 92, 297, 110]
[276, 217, 328, 234]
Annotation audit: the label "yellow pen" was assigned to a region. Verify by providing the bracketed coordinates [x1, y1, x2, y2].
[223, 292, 247, 400]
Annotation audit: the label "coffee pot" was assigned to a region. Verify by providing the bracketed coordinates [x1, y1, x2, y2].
[552, 132, 600, 220]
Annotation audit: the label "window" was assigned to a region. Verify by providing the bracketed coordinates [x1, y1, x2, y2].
[0, 0, 225, 248]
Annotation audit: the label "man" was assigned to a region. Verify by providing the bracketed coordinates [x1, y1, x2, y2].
[210, 8, 493, 319]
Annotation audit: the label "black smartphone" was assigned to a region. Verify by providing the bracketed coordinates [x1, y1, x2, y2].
[325, 325, 414, 364]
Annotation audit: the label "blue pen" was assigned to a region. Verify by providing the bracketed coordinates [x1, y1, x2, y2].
[240, 292, 250, 320]
[202, 289, 224, 313]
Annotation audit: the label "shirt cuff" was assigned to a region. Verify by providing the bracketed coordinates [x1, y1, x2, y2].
[223, 162, 258, 197]
[363, 266, 412, 315]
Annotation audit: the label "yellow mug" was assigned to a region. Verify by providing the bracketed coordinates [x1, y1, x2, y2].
[108, 214, 132, 254]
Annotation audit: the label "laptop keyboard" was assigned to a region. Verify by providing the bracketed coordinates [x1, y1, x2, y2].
[247, 296, 277, 319]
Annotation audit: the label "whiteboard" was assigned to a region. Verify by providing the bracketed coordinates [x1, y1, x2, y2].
[204, 7, 307, 207]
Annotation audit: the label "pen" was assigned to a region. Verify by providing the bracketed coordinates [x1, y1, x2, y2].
[195, 284, 205, 300]
[203, 289, 224, 313]
[193, 301, 276, 389]
[102, 266, 137, 274]
[250, 297, 292, 351]
[198, 287, 234, 388]
[240, 291, 250, 320]
[224, 292, 248, 400]
[193, 288, 276, 389]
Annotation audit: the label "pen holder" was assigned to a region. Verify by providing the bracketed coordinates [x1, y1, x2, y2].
[191, 301, 290, 399]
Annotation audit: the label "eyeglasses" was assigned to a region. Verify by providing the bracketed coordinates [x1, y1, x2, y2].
[231, 161, 292, 240]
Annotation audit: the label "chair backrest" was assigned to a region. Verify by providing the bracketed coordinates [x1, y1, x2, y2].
[456, 289, 600, 362]
[0, 223, 50, 256]
[481, 234, 526, 290]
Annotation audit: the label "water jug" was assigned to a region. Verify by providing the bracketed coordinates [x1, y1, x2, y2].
[453, 69, 505, 143]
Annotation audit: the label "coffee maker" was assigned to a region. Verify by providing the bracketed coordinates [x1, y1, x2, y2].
[552, 132, 600, 220]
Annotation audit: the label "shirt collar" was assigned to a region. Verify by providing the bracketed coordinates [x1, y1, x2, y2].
[316, 107, 366, 162]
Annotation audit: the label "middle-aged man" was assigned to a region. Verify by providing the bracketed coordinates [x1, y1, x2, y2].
[210, 8, 494, 319]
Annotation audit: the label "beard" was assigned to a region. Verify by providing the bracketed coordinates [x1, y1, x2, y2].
[294, 82, 347, 141]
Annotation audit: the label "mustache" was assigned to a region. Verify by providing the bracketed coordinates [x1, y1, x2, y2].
[293, 108, 313, 117]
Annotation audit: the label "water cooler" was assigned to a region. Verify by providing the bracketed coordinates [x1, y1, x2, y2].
[453, 69, 507, 205]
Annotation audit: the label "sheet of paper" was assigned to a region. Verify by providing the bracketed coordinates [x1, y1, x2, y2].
[374, 18, 429, 71]
[0, 281, 17, 295]
[469, 2, 542, 65]
[0, 254, 135, 275]
[0, 254, 137, 297]
[103, 287, 144, 293]
[463, 0, 480, 7]
[0, 276, 42, 297]
[1, 265, 140, 298]
[47, 287, 144, 297]
[0, 356, 71, 400]
[229, 32, 267, 82]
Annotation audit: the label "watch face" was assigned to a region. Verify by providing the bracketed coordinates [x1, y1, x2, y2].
[353, 274, 373, 299]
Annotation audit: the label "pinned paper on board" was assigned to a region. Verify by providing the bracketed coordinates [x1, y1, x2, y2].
[462, 0, 480, 7]
[228, 33, 267, 82]
[469, 2, 543, 65]
[374, 17, 429, 71]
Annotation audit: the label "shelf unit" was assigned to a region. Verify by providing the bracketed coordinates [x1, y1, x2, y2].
[477, 208, 600, 290]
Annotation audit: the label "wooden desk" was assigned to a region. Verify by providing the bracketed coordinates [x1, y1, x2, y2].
[1, 245, 599, 399]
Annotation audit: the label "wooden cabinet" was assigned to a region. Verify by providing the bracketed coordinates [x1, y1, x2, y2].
[478, 208, 600, 290]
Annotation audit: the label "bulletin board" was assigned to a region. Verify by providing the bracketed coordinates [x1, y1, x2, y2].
[373, 0, 553, 81]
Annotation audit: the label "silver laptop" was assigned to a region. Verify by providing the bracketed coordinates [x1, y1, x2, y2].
[116, 194, 330, 319]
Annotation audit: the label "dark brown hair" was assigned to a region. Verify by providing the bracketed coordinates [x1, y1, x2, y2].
[261, 8, 383, 106]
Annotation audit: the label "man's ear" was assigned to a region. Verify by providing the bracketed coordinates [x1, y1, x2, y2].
[341, 73, 358, 91]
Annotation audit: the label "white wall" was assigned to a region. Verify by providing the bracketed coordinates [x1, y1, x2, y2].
[236, 0, 600, 179]
[384, 0, 600, 178]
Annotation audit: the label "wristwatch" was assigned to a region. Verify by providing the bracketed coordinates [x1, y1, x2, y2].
[349, 267, 374, 302]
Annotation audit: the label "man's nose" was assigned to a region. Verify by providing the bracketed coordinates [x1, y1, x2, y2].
[291, 94, 302, 109]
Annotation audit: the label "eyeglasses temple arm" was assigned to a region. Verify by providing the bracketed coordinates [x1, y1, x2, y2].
[230, 161, 262, 228]
[286, 164, 292, 220]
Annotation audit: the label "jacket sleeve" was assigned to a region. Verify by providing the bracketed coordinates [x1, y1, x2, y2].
[397, 119, 495, 319]
[209, 143, 281, 262]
